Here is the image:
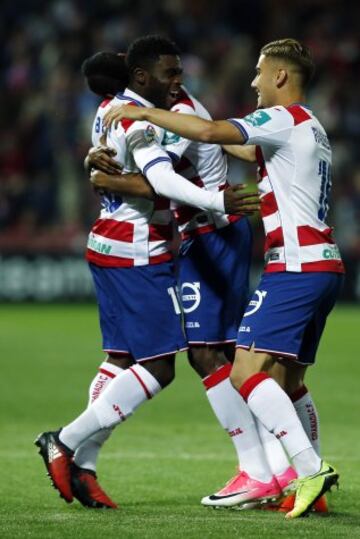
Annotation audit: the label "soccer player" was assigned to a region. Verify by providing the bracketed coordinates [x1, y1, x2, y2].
[34, 37, 259, 509]
[104, 38, 344, 518]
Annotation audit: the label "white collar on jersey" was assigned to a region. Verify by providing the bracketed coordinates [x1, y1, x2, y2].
[117, 88, 155, 108]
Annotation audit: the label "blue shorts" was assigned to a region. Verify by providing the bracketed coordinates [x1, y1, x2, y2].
[177, 218, 252, 345]
[89, 262, 188, 362]
[236, 272, 344, 365]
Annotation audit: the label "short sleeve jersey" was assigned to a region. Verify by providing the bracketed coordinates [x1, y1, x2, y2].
[86, 90, 173, 268]
[229, 105, 344, 273]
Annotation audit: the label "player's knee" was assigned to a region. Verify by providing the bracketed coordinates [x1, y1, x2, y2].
[229, 348, 255, 389]
[187, 348, 208, 376]
[188, 346, 228, 378]
[159, 364, 175, 388]
[229, 367, 244, 390]
[107, 353, 134, 369]
[143, 355, 175, 388]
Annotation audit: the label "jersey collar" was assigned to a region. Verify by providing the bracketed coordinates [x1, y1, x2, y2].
[116, 88, 155, 108]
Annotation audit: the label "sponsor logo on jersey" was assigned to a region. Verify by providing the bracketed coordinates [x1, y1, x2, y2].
[162, 130, 181, 145]
[243, 110, 271, 127]
[275, 430, 288, 440]
[243, 290, 267, 317]
[322, 245, 340, 259]
[88, 236, 112, 255]
[181, 281, 201, 313]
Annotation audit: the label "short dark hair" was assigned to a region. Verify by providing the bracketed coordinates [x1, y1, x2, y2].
[126, 35, 180, 77]
[260, 38, 315, 88]
[81, 52, 129, 97]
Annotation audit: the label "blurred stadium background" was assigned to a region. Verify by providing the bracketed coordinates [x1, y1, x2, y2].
[0, 0, 359, 303]
[1, 3, 359, 537]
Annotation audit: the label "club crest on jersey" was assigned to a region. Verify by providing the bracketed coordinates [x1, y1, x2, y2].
[144, 124, 157, 144]
[162, 130, 181, 145]
[244, 110, 271, 127]
[243, 290, 267, 317]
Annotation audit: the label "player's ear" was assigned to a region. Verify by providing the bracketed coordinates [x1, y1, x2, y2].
[276, 68, 287, 88]
[133, 67, 148, 87]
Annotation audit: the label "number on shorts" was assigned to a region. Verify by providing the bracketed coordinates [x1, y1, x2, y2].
[167, 286, 182, 314]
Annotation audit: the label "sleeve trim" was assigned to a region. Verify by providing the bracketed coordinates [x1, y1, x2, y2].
[227, 119, 249, 142]
[143, 157, 172, 175]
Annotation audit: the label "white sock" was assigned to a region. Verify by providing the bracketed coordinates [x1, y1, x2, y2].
[292, 447, 322, 477]
[240, 373, 321, 478]
[255, 418, 290, 477]
[291, 385, 321, 456]
[74, 361, 123, 471]
[88, 361, 123, 403]
[60, 364, 161, 451]
[204, 364, 273, 483]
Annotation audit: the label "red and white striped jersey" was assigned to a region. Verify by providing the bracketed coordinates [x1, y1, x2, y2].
[86, 91, 173, 267]
[166, 90, 241, 240]
[229, 104, 344, 273]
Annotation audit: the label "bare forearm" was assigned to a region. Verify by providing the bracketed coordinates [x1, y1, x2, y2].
[90, 171, 155, 200]
[223, 144, 256, 162]
[139, 108, 245, 145]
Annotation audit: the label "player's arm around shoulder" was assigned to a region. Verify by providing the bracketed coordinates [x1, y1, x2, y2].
[146, 111, 246, 145]
[103, 104, 246, 145]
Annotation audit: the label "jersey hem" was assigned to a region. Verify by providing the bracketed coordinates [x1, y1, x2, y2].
[86, 251, 173, 267]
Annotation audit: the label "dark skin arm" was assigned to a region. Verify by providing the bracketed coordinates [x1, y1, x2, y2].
[84, 145, 155, 199]
[84, 146, 123, 175]
[90, 169, 155, 200]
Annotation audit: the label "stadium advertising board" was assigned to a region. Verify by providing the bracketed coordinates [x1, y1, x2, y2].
[0, 254, 358, 302]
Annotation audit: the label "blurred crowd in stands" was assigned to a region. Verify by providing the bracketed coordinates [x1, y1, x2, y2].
[0, 0, 359, 270]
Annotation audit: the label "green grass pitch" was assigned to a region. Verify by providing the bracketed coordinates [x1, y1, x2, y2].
[1, 304, 359, 538]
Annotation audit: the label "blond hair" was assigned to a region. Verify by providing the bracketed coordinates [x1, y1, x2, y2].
[261, 38, 315, 87]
